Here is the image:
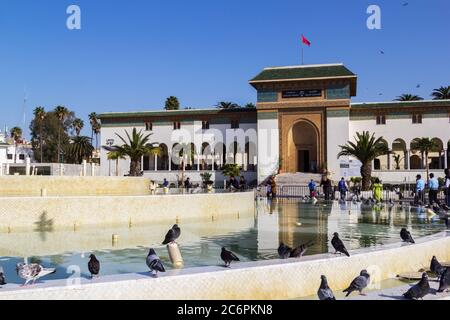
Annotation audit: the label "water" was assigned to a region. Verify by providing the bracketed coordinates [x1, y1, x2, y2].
[0, 199, 445, 284]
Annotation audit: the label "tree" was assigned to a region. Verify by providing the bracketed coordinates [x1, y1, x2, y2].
[216, 101, 240, 109]
[66, 136, 94, 164]
[393, 154, 403, 170]
[93, 122, 101, 150]
[222, 163, 241, 178]
[338, 131, 389, 191]
[89, 112, 98, 143]
[10, 126, 23, 163]
[33, 107, 46, 163]
[431, 86, 450, 100]
[244, 103, 256, 109]
[111, 128, 161, 176]
[72, 118, 84, 136]
[107, 150, 126, 176]
[394, 94, 424, 101]
[54, 106, 70, 163]
[410, 138, 438, 182]
[164, 96, 180, 110]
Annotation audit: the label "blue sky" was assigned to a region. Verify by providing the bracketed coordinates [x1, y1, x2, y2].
[1, 0, 449, 137]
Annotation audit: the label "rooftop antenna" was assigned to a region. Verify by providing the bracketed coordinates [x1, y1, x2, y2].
[22, 86, 28, 132]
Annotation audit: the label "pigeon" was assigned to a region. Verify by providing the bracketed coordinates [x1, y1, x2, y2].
[379, 50, 385, 55]
[146, 248, 166, 276]
[317, 275, 335, 300]
[290, 240, 314, 258]
[437, 268, 450, 293]
[88, 254, 100, 278]
[416, 84, 421, 88]
[16, 263, 56, 286]
[162, 224, 181, 245]
[400, 228, 415, 243]
[343, 270, 370, 297]
[278, 242, 292, 259]
[402, 2, 409, 6]
[403, 272, 430, 300]
[430, 256, 446, 279]
[331, 233, 350, 257]
[0, 267, 6, 286]
[221, 247, 240, 267]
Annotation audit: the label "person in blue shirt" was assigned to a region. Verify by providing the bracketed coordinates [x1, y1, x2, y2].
[308, 179, 316, 198]
[428, 173, 439, 205]
[338, 177, 348, 201]
[162, 178, 169, 188]
[415, 174, 425, 205]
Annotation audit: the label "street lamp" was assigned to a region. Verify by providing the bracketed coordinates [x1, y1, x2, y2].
[106, 139, 114, 176]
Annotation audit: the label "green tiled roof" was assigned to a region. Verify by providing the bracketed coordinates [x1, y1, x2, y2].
[351, 100, 450, 109]
[250, 63, 356, 82]
[98, 108, 256, 120]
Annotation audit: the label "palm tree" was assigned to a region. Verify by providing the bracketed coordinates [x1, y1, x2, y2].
[10, 127, 23, 163]
[67, 136, 94, 164]
[89, 112, 98, 147]
[216, 101, 240, 109]
[431, 86, 450, 100]
[72, 118, 84, 136]
[54, 106, 69, 163]
[245, 103, 256, 109]
[164, 96, 180, 110]
[107, 150, 126, 176]
[111, 128, 161, 176]
[338, 131, 389, 191]
[393, 154, 403, 170]
[394, 94, 424, 101]
[33, 107, 46, 163]
[410, 138, 438, 182]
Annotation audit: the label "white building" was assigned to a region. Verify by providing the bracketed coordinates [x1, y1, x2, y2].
[98, 63, 450, 185]
[0, 131, 34, 165]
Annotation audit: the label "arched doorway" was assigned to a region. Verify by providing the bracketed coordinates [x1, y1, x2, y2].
[289, 120, 319, 173]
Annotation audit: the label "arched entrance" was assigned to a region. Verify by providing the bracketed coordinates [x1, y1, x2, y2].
[288, 120, 319, 173]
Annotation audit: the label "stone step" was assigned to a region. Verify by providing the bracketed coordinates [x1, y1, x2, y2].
[275, 173, 322, 185]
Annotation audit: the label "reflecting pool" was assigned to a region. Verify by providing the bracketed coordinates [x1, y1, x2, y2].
[0, 199, 445, 284]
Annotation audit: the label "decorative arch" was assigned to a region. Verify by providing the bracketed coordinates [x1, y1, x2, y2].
[287, 119, 320, 173]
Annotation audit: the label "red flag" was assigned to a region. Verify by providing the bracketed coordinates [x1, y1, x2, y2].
[301, 35, 311, 46]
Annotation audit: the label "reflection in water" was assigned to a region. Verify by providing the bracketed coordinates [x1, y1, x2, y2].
[0, 199, 446, 284]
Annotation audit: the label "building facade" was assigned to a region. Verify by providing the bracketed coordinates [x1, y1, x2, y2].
[99, 63, 450, 184]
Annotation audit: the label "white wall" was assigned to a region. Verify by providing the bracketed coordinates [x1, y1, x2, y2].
[327, 115, 349, 179]
[257, 117, 279, 183]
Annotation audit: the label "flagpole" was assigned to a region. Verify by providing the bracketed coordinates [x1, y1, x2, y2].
[301, 42, 304, 65]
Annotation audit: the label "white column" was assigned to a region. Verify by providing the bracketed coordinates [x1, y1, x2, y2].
[82, 159, 87, 176]
[445, 149, 448, 169]
[197, 154, 200, 171]
[25, 157, 31, 176]
[406, 150, 410, 170]
[91, 163, 95, 176]
[168, 152, 172, 171]
[6, 163, 10, 175]
[387, 153, 391, 171]
[154, 154, 158, 171]
[141, 156, 144, 171]
[0, 162, 3, 176]
[60, 163, 64, 176]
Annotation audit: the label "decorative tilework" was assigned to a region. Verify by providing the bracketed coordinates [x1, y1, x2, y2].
[257, 91, 278, 103]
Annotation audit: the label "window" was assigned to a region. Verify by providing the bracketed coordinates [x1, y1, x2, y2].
[376, 115, 386, 125]
[412, 114, 422, 124]
[202, 121, 210, 130]
[7, 154, 12, 160]
[19, 154, 25, 160]
[145, 122, 153, 131]
[231, 120, 239, 129]
[173, 121, 181, 130]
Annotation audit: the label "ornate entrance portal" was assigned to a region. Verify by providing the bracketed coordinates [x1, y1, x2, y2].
[292, 121, 319, 173]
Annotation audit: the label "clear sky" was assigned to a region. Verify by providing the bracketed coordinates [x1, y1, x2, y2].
[1, 0, 449, 138]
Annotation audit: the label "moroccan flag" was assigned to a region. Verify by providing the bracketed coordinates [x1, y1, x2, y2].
[301, 35, 311, 46]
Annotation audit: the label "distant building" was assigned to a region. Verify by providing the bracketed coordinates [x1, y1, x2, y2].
[0, 130, 34, 165]
[98, 63, 450, 184]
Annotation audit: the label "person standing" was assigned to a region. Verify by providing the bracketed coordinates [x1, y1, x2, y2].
[320, 175, 332, 201]
[338, 177, 348, 201]
[308, 179, 317, 198]
[428, 173, 439, 206]
[372, 178, 383, 203]
[415, 174, 425, 206]
[444, 168, 450, 207]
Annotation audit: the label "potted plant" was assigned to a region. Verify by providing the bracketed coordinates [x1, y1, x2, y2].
[200, 172, 214, 192]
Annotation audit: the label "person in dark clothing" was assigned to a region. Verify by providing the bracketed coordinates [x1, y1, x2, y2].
[184, 177, 192, 191]
[239, 176, 247, 190]
[338, 178, 348, 201]
[320, 176, 333, 201]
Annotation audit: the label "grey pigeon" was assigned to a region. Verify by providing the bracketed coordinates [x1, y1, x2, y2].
[278, 242, 292, 259]
[437, 268, 450, 293]
[290, 240, 314, 258]
[400, 228, 415, 243]
[403, 272, 430, 300]
[221, 247, 240, 267]
[430, 256, 446, 279]
[162, 224, 181, 245]
[88, 254, 100, 278]
[343, 270, 370, 297]
[317, 275, 335, 300]
[146, 248, 165, 276]
[331, 233, 350, 257]
[16, 263, 56, 286]
[0, 267, 6, 286]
